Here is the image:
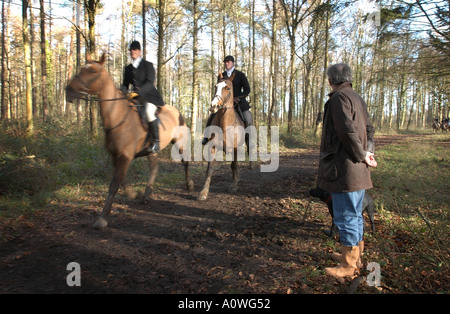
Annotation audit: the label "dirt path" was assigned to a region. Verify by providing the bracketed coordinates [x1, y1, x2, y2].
[0, 133, 439, 294]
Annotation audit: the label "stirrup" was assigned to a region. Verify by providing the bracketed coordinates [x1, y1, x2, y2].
[147, 141, 160, 153]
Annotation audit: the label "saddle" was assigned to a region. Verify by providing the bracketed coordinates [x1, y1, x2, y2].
[129, 96, 163, 158]
[129, 95, 161, 132]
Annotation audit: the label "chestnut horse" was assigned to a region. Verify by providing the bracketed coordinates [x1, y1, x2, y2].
[198, 72, 247, 201]
[66, 53, 194, 228]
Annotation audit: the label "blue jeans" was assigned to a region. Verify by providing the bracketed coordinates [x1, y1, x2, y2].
[331, 190, 365, 247]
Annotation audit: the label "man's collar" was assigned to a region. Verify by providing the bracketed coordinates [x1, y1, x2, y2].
[328, 82, 352, 97]
[226, 67, 235, 77]
[132, 56, 143, 69]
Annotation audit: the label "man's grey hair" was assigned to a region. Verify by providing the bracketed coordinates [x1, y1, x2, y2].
[326, 63, 352, 85]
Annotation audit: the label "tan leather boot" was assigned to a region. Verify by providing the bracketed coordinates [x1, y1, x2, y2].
[330, 241, 364, 269]
[325, 245, 359, 278]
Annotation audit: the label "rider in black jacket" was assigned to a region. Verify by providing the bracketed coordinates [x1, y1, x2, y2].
[202, 55, 252, 145]
[120, 41, 163, 153]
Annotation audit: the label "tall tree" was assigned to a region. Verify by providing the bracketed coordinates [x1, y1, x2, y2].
[267, 0, 279, 128]
[191, 0, 200, 136]
[29, 5, 37, 117]
[23, 0, 33, 135]
[142, 0, 146, 58]
[250, 0, 257, 125]
[76, 0, 82, 129]
[315, 0, 330, 135]
[84, 0, 101, 137]
[280, 0, 318, 132]
[1, 0, 8, 119]
[40, 0, 49, 120]
[156, 0, 166, 92]
[415, 0, 450, 78]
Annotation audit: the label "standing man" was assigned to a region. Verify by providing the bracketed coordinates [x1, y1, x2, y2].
[121, 40, 164, 153]
[202, 55, 252, 145]
[317, 63, 377, 279]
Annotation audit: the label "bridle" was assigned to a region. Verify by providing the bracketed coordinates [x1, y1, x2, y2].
[211, 81, 233, 111]
[70, 62, 131, 132]
[72, 62, 127, 103]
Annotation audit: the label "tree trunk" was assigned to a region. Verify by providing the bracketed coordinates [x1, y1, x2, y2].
[76, 0, 82, 129]
[142, 0, 146, 59]
[30, 5, 38, 118]
[210, 0, 216, 102]
[1, 0, 8, 119]
[250, 0, 257, 126]
[280, 0, 317, 132]
[40, 0, 49, 120]
[268, 0, 278, 128]
[23, 0, 33, 135]
[156, 0, 165, 92]
[287, 38, 295, 132]
[85, 0, 100, 137]
[191, 0, 200, 136]
[315, 0, 330, 137]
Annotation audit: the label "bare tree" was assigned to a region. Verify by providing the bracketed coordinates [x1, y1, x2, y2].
[39, 0, 49, 120]
[1, 0, 8, 119]
[156, 0, 166, 92]
[191, 0, 200, 136]
[280, 0, 318, 132]
[84, 0, 101, 137]
[23, 0, 33, 135]
[267, 0, 279, 128]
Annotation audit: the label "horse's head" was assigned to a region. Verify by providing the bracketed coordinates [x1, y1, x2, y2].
[210, 72, 235, 114]
[66, 53, 107, 103]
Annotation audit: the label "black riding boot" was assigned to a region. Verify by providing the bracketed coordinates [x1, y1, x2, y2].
[243, 120, 256, 149]
[146, 118, 160, 153]
[201, 113, 216, 145]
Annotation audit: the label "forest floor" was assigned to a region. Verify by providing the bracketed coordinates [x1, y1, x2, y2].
[0, 133, 448, 294]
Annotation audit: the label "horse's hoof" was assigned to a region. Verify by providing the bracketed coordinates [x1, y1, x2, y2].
[187, 181, 194, 193]
[198, 191, 208, 201]
[94, 217, 108, 229]
[126, 189, 141, 200]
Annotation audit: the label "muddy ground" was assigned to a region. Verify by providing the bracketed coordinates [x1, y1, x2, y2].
[0, 134, 439, 294]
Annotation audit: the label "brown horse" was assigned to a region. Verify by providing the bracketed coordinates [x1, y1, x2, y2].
[66, 53, 194, 228]
[432, 120, 440, 133]
[198, 72, 247, 201]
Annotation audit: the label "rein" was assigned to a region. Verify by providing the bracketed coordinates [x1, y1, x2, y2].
[72, 66, 131, 132]
[214, 95, 240, 127]
[216, 95, 233, 111]
[211, 82, 247, 127]
[73, 73, 128, 103]
[76, 94, 128, 103]
[73, 91, 130, 132]
[103, 104, 133, 132]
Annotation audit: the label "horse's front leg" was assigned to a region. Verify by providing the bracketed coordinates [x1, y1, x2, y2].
[175, 140, 194, 193]
[183, 159, 195, 193]
[230, 149, 239, 192]
[198, 159, 215, 201]
[142, 153, 158, 203]
[94, 155, 132, 229]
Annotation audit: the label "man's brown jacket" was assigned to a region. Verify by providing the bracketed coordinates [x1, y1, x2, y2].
[318, 82, 375, 193]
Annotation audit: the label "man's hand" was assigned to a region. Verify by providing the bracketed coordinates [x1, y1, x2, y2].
[364, 152, 377, 168]
[128, 92, 139, 101]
